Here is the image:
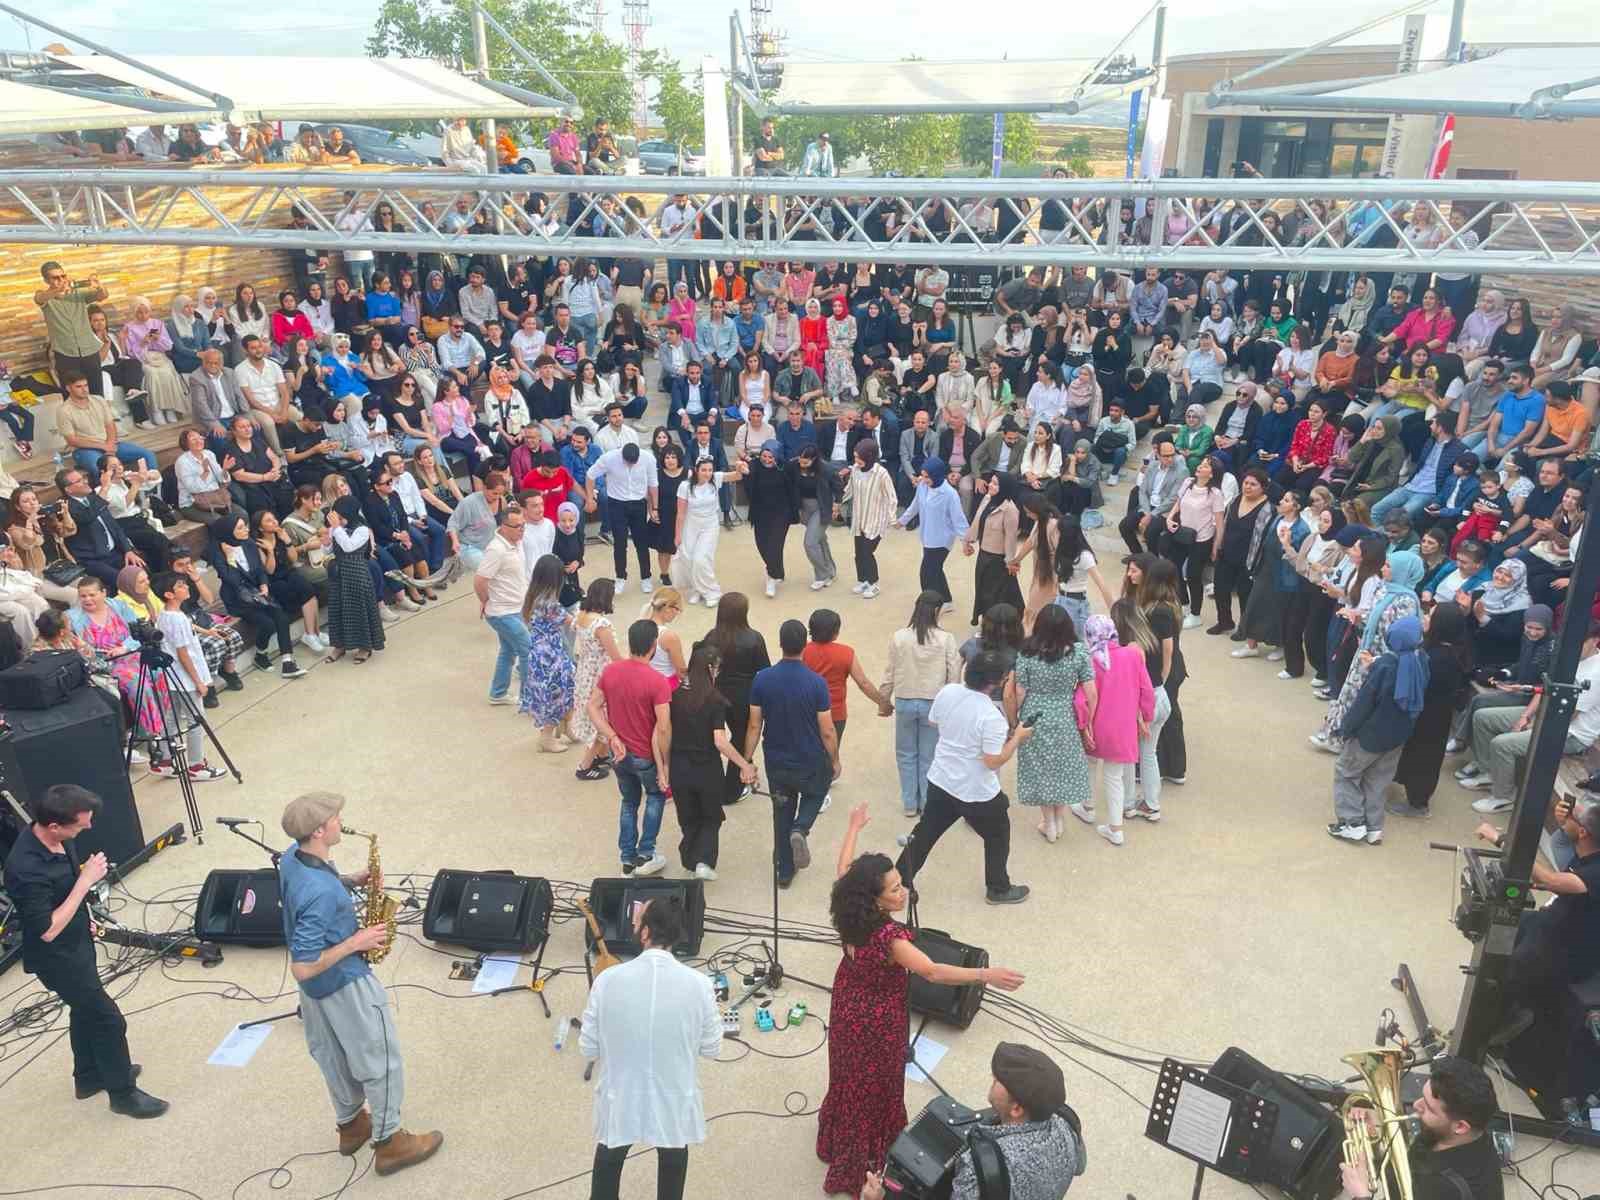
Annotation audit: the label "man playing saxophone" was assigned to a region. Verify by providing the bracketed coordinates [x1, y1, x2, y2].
[279, 791, 443, 1177]
[1339, 1056, 1503, 1200]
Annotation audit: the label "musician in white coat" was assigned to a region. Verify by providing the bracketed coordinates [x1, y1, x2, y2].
[579, 896, 723, 1200]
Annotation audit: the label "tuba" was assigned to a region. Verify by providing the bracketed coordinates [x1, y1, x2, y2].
[1339, 1049, 1416, 1200]
[341, 826, 398, 964]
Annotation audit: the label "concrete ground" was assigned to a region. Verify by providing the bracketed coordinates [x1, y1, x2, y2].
[3, 373, 1595, 1200]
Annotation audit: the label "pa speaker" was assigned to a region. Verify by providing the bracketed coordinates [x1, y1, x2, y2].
[195, 869, 284, 946]
[585, 877, 705, 959]
[0, 688, 144, 868]
[908, 927, 988, 1029]
[423, 869, 553, 953]
[1208, 1046, 1344, 1200]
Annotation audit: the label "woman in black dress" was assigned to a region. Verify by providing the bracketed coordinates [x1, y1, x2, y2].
[669, 642, 760, 878]
[1210, 468, 1273, 635]
[251, 510, 325, 652]
[1091, 310, 1133, 406]
[209, 515, 306, 678]
[323, 497, 385, 662]
[1390, 603, 1472, 816]
[652, 441, 686, 587]
[744, 441, 798, 596]
[702, 592, 771, 805]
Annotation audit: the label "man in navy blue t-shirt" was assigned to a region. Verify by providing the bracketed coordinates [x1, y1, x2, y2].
[745, 620, 839, 885]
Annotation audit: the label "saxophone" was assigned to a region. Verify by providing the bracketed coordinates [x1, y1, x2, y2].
[341, 826, 398, 964]
[1340, 1049, 1416, 1200]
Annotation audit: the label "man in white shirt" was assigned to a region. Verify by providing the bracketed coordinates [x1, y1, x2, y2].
[437, 321, 486, 388]
[134, 125, 172, 161]
[895, 650, 1034, 905]
[659, 193, 696, 299]
[519, 492, 556, 570]
[579, 897, 722, 1200]
[586, 442, 658, 594]
[233, 336, 292, 452]
[473, 509, 529, 706]
[594, 404, 640, 456]
[334, 198, 374, 292]
[457, 267, 498, 341]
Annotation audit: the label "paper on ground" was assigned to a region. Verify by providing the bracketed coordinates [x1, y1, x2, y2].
[208, 1022, 272, 1068]
[906, 1033, 949, 1083]
[471, 954, 523, 994]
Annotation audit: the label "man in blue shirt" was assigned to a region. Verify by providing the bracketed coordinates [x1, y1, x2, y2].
[279, 792, 442, 1176]
[561, 426, 605, 539]
[1483, 362, 1545, 463]
[1371, 415, 1465, 523]
[745, 621, 839, 887]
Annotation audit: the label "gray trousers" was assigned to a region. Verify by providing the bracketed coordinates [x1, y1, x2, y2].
[1450, 689, 1522, 742]
[799, 497, 836, 582]
[1470, 704, 1586, 802]
[1333, 741, 1403, 831]
[301, 972, 404, 1141]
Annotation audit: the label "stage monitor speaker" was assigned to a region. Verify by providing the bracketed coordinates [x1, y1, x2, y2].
[195, 869, 284, 946]
[423, 869, 553, 953]
[908, 927, 988, 1029]
[1209, 1046, 1344, 1200]
[0, 688, 143, 868]
[585, 877, 705, 959]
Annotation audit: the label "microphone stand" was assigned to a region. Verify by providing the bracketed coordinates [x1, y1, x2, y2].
[729, 785, 828, 1011]
[218, 818, 302, 1029]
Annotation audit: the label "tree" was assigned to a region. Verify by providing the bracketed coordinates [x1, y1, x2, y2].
[643, 52, 706, 151]
[1055, 132, 1095, 178]
[367, 0, 637, 137]
[957, 113, 1039, 170]
[766, 112, 961, 177]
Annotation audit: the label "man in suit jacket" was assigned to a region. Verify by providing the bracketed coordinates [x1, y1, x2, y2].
[814, 408, 859, 471]
[667, 360, 721, 444]
[55, 466, 140, 591]
[897, 409, 939, 507]
[1119, 436, 1189, 556]
[970, 416, 1026, 481]
[187, 348, 278, 456]
[937, 409, 983, 517]
[853, 405, 900, 475]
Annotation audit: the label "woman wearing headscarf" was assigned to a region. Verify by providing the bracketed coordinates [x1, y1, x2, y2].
[1449, 602, 1553, 751]
[823, 296, 858, 401]
[322, 495, 385, 662]
[166, 294, 208, 373]
[854, 298, 892, 379]
[209, 514, 306, 678]
[1248, 388, 1297, 473]
[799, 297, 829, 379]
[934, 352, 975, 428]
[1389, 603, 1474, 818]
[894, 456, 970, 610]
[1530, 302, 1583, 390]
[1058, 438, 1103, 524]
[1327, 614, 1429, 844]
[194, 286, 230, 352]
[745, 440, 798, 598]
[1455, 290, 1507, 379]
[1076, 613, 1155, 848]
[962, 470, 1024, 624]
[1286, 506, 1348, 683]
[1470, 558, 1533, 666]
[121, 296, 188, 424]
[1062, 362, 1102, 438]
[1343, 416, 1407, 509]
[1313, 547, 1424, 755]
[1172, 404, 1214, 474]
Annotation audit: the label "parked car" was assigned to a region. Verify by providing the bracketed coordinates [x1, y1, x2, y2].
[311, 124, 434, 166]
[637, 139, 705, 175]
[512, 134, 641, 175]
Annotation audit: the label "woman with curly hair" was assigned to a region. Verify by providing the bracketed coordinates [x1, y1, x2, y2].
[816, 803, 1025, 1198]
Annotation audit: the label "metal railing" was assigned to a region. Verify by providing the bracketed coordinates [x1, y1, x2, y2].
[3, 168, 1600, 275]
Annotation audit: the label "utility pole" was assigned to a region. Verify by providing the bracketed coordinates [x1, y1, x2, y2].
[623, 0, 649, 133]
[590, 0, 607, 35]
[730, 13, 743, 176]
[473, 5, 499, 175]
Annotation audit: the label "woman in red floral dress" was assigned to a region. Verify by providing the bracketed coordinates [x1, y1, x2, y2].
[816, 803, 1026, 1197]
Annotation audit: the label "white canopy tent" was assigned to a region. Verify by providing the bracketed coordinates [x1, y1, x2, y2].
[46, 54, 561, 124]
[759, 59, 1155, 116]
[0, 78, 220, 135]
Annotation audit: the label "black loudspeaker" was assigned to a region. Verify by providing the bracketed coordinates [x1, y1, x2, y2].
[908, 927, 988, 1029]
[0, 689, 144, 868]
[423, 869, 553, 953]
[585, 877, 705, 959]
[195, 869, 284, 946]
[1209, 1046, 1344, 1200]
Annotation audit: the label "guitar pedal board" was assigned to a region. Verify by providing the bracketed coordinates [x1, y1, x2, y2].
[787, 1001, 807, 1027]
[721, 1008, 741, 1037]
[754, 1007, 776, 1033]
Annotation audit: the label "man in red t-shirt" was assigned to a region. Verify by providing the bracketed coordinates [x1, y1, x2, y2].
[519, 449, 576, 513]
[587, 619, 673, 876]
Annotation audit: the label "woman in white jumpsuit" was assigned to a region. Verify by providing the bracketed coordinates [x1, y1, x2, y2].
[672, 456, 749, 607]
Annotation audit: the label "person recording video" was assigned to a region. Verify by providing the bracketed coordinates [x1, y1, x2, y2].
[861, 1042, 1084, 1200]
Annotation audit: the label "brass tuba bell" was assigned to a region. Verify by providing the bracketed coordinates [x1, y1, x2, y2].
[1339, 1049, 1416, 1200]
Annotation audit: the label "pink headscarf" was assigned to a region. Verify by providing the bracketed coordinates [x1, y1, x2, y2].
[1084, 614, 1119, 671]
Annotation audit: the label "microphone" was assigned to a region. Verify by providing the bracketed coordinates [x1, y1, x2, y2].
[216, 817, 251, 828]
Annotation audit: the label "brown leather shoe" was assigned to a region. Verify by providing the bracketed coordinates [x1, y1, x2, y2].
[337, 1109, 372, 1156]
[373, 1128, 443, 1176]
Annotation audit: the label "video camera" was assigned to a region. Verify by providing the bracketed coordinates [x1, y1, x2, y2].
[880, 1095, 1084, 1199]
[127, 618, 163, 647]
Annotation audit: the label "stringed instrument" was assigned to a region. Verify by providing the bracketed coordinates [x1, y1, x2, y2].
[576, 898, 620, 977]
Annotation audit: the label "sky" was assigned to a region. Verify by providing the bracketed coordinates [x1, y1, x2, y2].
[10, 1, 1592, 80]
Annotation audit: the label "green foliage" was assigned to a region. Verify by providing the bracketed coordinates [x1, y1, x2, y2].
[366, 0, 636, 137]
[1054, 132, 1095, 178]
[642, 52, 707, 151]
[956, 113, 1039, 170]
[763, 112, 961, 177]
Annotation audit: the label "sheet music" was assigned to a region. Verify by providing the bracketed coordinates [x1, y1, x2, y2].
[471, 954, 522, 994]
[208, 1022, 272, 1068]
[1168, 1079, 1232, 1165]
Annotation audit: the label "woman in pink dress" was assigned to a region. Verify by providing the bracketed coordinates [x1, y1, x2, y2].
[818, 803, 1025, 1197]
[67, 575, 174, 747]
[668, 280, 699, 340]
[1073, 615, 1154, 847]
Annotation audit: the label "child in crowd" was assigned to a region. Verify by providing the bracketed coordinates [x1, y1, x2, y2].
[801, 609, 889, 769]
[555, 502, 586, 610]
[151, 572, 228, 781]
[322, 497, 385, 663]
[1074, 614, 1155, 847]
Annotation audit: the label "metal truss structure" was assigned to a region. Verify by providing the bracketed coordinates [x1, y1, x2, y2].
[5, 169, 1600, 276]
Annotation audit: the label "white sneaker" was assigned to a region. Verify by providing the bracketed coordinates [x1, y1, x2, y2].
[822, 576, 835, 587]
[1230, 645, 1260, 658]
[640, 577, 654, 594]
[1326, 822, 1368, 843]
[1277, 669, 1295, 680]
[703, 594, 720, 607]
[1068, 802, 1095, 825]
[633, 854, 667, 876]
[393, 594, 421, 612]
[380, 605, 401, 623]
[1471, 796, 1513, 813]
[615, 576, 627, 595]
[1182, 614, 1203, 629]
[764, 578, 776, 597]
[1310, 677, 1327, 689]
[1265, 649, 1284, 662]
[1364, 829, 1384, 845]
[1445, 737, 1464, 753]
[300, 632, 328, 654]
[687, 593, 702, 606]
[940, 603, 956, 616]
[810, 579, 828, 591]
[819, 792, 832, 814]
[694, 863, 718, 881]
[1106, 472, 1120, 485]
[851, 581, 868, 594]
[1096, 824, 1124, 846]
[861, 584, 881, 599]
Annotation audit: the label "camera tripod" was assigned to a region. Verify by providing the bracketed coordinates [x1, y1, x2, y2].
[122, 636, 240, 844]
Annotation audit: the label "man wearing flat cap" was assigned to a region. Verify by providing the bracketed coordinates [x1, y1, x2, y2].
[863, 1042, 1084, 1200]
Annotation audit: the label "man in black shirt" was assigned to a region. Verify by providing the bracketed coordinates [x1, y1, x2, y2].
[3, 785, 168, 1117]
[899, 350, 937, 421]
[282, 411, 369, 492]
[752, 117, 785, 176]
[1341, 1056, 1502, 1200]
[496, 262, 537, 327]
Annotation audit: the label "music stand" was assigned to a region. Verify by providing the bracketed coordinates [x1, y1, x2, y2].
[1146, 1058, 1279, 1199]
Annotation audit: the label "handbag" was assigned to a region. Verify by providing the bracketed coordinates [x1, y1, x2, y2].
[188, 488, 233, 514]
[43, 559, 86, 587]
[1094, 429, 1129, 456]
[421, 314, 449, 341]
[0, 649, 88, 709]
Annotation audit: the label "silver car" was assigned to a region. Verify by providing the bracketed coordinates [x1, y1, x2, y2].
[637, 139, 705, 175]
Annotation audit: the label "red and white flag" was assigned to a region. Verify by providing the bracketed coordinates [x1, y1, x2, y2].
[1427, 114, 1456, 179]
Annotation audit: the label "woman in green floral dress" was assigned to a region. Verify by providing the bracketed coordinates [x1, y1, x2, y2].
[1004, 605, 1098, 844]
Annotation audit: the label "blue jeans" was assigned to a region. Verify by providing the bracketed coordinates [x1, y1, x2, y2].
[615, 753, 666, 863]
[1461, 431, 1488, 453]
[411, 517, 449, 572]
[768, 762, 830, 882]
[485, 612, 530, 700]
[347, 259, 375, 293]
[572, 313, 599, 353]
[1369, 486, 1434, 524]
[894, 698, 938, 815]
[73, 442, 157, 474]
[1098, 446, 1128, 474]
